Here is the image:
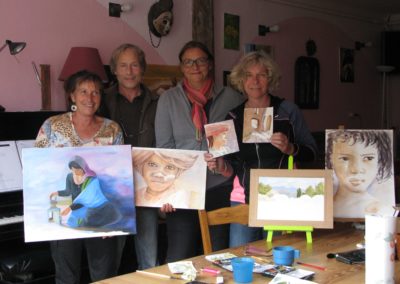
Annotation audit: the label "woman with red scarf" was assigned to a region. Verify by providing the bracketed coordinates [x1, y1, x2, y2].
[155, 41, 244, 261]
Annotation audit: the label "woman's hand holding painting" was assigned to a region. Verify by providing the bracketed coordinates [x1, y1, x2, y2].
[204, 152, 218, 171]
[270, 132, 294, 155]
[49, 191, 58, 200]
[204, 153, 233, 177]
[61, 207, 71, 216]
[160, 203, 176, 213]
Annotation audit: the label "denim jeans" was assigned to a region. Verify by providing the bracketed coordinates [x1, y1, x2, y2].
[229, 201, 264, 247]
[134, 207, 159, 269]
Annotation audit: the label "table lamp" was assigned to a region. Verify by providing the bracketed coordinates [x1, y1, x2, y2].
[0, 40, 26, 55]
[59, 47, 107, 82]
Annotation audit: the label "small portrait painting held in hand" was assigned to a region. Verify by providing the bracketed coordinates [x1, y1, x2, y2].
[243, 107, 274, 143]
[205, 119, 239, 158]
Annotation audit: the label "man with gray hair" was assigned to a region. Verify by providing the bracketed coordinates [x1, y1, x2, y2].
[100, 43, 159, 271]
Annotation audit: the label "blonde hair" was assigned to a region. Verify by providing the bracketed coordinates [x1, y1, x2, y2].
[229, 51, 281, 93]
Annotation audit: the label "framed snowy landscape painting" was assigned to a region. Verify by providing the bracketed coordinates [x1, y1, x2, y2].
[249, 169, 333, 228]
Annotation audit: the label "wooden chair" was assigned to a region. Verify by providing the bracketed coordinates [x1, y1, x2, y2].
[198, 204, 249, 255]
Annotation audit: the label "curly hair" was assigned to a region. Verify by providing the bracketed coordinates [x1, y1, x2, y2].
[229, 51, 281, 94]
[325, 130, 393, 182]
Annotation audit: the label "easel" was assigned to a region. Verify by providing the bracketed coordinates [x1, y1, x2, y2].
[264, 155, 314, 244]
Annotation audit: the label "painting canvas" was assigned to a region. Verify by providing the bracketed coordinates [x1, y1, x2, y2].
[132, 147, 207, 209]
[224, 13, 240, 50]
[205, 119, 239, 158]
[325, 129, 395, 219]
[22, 145, 135, 242]
[249, 169, 333, 228]
[243, 107, 274, 143]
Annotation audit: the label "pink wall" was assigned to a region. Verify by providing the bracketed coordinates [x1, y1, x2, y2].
[0, 0, 191, 111]
[1, 0, 395, 133]
[214, 0, 384, 131]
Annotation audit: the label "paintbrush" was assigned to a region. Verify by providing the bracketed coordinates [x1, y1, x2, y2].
[136, 270, 181, 280]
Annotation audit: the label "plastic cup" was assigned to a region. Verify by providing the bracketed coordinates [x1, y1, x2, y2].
[273, 246, 300, 266]
[231, 257, 254, 283]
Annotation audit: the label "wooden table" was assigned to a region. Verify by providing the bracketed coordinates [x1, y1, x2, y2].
[94, 225, 400, 283]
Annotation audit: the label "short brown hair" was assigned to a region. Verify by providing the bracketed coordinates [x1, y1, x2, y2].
[109, 44, 147, 74]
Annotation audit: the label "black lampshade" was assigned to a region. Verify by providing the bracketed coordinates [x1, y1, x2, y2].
[0, 40, 26, 55]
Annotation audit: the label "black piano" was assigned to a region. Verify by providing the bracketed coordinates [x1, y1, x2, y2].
[0, 111, 62, 284]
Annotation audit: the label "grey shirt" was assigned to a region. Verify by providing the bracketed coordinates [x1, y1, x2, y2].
[155, 82, 245, 189]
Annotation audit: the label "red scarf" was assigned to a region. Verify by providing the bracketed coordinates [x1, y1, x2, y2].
[183, 78, 213, 141]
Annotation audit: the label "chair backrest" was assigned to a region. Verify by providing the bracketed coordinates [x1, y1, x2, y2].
[198, 204, 249, 255]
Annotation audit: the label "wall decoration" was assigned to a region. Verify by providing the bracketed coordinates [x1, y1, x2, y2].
[295, 56, 320, 109]
[147, 0, 174, 48]
[132, 147, 207, 209]
[295, 40, 319, 109]
[325, 129, 395, 219]
[22, 145, 135, 242]
[249, 169, 333, 228]
[224, 13, 240, 50]
[340, 48, 355, 83]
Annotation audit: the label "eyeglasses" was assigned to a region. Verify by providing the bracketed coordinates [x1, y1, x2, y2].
[181, 57, 209, 68]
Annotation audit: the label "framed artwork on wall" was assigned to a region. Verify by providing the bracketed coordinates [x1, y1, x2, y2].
[249, 169, 333, 228]
[224, 13, 240, 50]
[340, 48, 355, 83]
[294, 56, 320, 109]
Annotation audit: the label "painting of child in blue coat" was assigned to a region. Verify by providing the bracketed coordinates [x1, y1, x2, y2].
[50, 155, 122, 229]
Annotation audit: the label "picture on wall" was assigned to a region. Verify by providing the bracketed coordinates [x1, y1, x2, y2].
[325, 129, 395, 219]
[132, 147, 207, 209]
[22, 145, 135, 242]
[249, 169, 333, 228]
[340, 48, 354, 83]
[224, 13, 240, 50]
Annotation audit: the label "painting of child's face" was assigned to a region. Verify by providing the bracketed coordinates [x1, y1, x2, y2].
[331, 139, 379, 193]
[142, 154, 180, 193]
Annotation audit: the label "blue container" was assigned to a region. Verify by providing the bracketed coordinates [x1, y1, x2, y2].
[273, 246, 300, 266]
[231, 257, 254, 283]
